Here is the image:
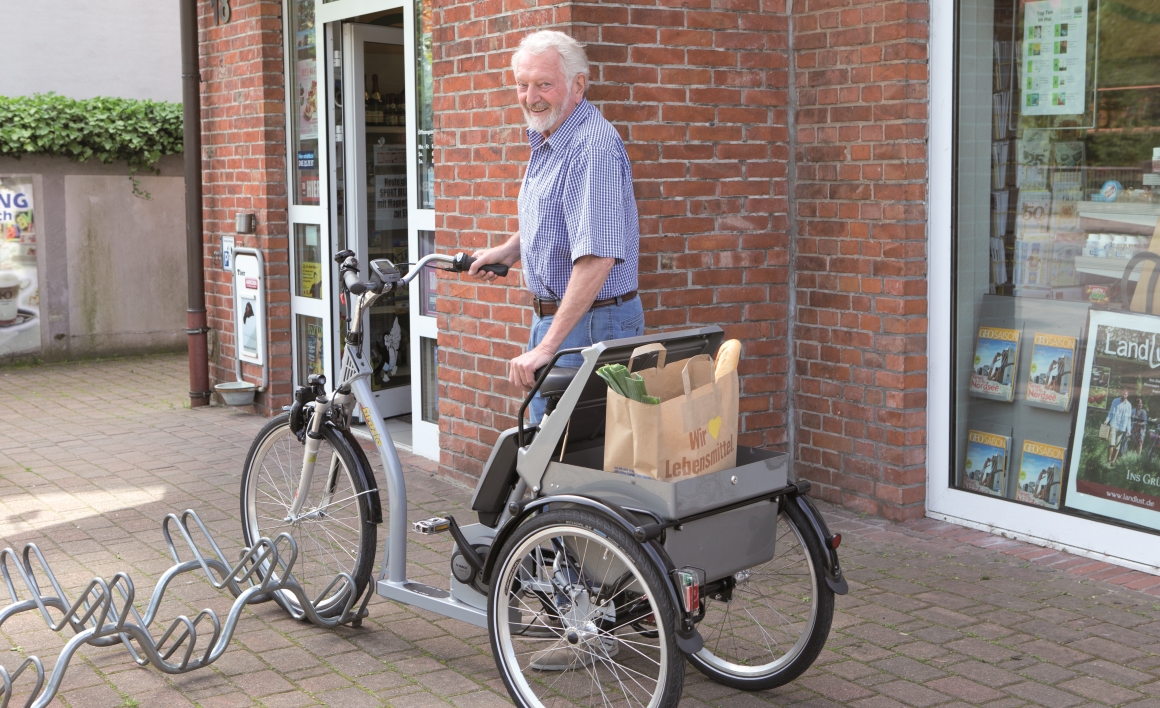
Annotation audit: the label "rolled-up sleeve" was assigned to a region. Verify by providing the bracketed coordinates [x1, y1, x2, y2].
[562, 148, 627, 265]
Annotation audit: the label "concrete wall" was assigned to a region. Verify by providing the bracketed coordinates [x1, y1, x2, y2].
[0, 155, 186, 361]
[0, 1, 181, 101]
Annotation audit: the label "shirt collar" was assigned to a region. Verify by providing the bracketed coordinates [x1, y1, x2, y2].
[527, 98, 593, 151]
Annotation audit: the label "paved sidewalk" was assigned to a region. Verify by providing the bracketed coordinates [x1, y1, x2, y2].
[3, 355, 1160, 707]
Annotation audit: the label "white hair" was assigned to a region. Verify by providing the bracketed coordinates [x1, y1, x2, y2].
[511, 30, 590, 84]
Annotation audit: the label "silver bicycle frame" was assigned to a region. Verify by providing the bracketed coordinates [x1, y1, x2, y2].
[294, 254, 490, 626]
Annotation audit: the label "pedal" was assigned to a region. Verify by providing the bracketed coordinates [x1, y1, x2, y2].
[413, 517, 450, 535]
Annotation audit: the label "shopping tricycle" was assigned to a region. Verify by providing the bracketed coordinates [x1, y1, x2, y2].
[238, 250, 848, 707]
[0, 250, 847, 708]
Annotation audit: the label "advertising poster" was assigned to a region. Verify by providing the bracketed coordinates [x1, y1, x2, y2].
[1022, 0, 1088, 116]
[1067, 310, 1160, 530]
[963, 430, 1011, 497]
[970, 326, 1021, 401]
[0, 178, 39, 357]
[306, 322, 324, 376]
[375, 174, 408, 231]
[296, 59, 318, 141]
[299, 261, 321, 299]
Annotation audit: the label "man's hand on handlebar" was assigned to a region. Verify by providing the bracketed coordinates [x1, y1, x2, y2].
[509, 344, 553, 389]
[468, 248, 513, 283]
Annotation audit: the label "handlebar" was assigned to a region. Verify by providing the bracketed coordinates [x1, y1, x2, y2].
[334, 250, 508, 297]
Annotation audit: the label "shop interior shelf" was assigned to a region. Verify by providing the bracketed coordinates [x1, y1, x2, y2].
[1074, 255, 1140, 281]
[1078, 202, 1160, 230]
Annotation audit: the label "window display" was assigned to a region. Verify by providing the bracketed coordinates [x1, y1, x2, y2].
[954, 0, 1160, 530]
[291, 0, 319, 205]
[414, 0, 434, 209]
[297, 314, 325, 381]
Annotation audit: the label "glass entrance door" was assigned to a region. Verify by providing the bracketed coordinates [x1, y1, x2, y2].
[342, 23, 411, 418]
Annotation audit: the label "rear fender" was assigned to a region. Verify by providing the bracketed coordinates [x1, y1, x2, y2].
[789, 484, 848, 595]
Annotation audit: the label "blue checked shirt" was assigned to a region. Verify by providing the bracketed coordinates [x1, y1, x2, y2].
[519, 99, 639, 303]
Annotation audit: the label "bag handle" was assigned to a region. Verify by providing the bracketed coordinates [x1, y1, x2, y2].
[629, 342, 666, 372]
[680, 354, 713, 397]
[1122, 251, 1160, 314]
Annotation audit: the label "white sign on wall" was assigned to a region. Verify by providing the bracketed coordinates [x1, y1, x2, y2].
[233, 254, 265, 366]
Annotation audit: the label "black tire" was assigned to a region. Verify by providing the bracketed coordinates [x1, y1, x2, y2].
[489, 508, 685, 708]
[688, 498, 835, 690]
[240, 413, 377, 619]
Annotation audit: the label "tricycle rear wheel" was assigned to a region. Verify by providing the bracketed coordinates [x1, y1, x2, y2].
[488, 508, 684, 708]
[688, 498, 834, 690]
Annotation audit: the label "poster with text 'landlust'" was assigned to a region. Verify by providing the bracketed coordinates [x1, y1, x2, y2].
[1068, 311, 1160, 531]
[1022, 0, 1088, 116]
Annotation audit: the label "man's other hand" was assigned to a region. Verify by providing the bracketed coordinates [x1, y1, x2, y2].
[509, 345, 553, 389]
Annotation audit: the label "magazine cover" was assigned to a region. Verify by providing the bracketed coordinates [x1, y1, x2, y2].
[1013, 238, 1047, 287]
[963, 430, 1011, 497]
[969, 326, 1021, 401]
[1066, 310, 1160, 530]
[1026, 332, 1077, 411]
[1017, 440, 1066, 509]
[1016, 191, 1052, 236]
[1016, 133, 1050, 190]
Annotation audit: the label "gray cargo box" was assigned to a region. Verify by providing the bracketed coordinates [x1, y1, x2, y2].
[543, 445, 789, 582]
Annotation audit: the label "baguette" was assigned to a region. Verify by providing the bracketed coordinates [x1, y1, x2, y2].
[715, 339, 741, 380]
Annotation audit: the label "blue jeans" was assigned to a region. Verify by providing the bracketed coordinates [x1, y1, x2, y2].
[528, 297, 645, 423]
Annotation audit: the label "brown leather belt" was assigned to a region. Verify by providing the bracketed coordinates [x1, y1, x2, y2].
[533, 291, 638, 318]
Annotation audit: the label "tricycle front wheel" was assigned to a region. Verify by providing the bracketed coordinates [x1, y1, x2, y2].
[689, 498, 835, 690]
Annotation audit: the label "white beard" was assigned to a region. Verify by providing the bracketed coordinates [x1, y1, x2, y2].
[522, 100, 565, 135]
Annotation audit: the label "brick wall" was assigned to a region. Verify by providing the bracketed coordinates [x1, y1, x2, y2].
[790, 0, 930, 520]
[199, 0, 291, 415]
[431, 0, 795, 484]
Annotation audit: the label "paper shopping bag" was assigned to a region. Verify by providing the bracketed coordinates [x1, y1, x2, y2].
[604, 343, 739, 480]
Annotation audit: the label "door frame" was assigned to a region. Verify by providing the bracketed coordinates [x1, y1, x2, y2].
[284, 0, 440, 460]
[343, 22, 410, 419]
[282, 0, 335, 393]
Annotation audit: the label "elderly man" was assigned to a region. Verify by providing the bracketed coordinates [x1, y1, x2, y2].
[469, 30, 642, 422]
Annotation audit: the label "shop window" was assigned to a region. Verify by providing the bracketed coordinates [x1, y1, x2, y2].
[420, 336, 438, 423]
[291, 0, 320, 205]
[294, 224, 322, 299]
[954, 0, 1160, 528]
[418, 229, 437, 316]
[414, 0, 434, 209]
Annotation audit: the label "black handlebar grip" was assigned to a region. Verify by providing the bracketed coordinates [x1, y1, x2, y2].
[454, 253, 509, 277]
[343, 268, 366, 295]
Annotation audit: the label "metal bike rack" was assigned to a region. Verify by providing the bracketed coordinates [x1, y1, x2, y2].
[0, 510, 371, 708]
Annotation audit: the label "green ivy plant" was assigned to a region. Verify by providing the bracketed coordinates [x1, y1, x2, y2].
[0, 94, 184, 198]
